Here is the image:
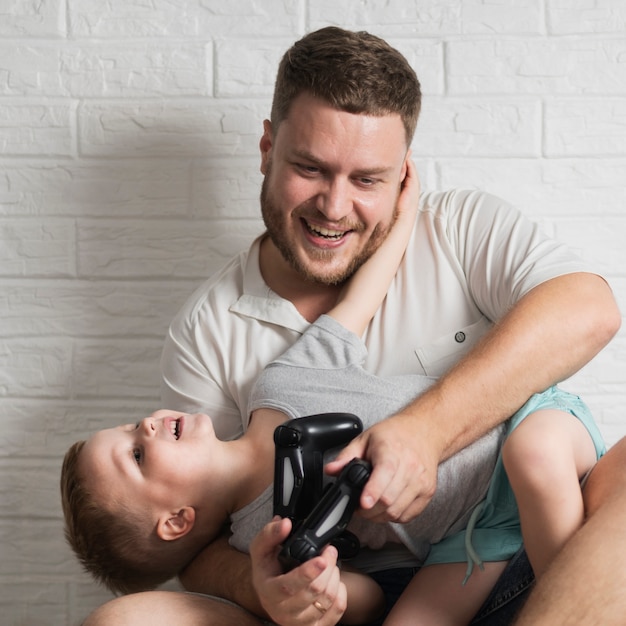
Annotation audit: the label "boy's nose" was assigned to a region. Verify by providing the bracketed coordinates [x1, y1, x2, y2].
[140, 417, 156, 436]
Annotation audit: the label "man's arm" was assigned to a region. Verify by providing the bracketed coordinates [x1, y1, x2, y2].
[179, 531, 267, 617]
[328, 271, 621, 522]
[83, 590, 263, 626]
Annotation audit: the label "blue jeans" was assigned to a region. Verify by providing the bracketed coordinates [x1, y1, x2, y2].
[364, 548, 534, 625]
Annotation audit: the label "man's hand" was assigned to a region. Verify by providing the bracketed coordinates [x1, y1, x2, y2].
[250, 517, 347, 626]
[325, 413, 440, 523]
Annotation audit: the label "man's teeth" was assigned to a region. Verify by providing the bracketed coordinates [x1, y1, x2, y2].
[307, 223, 345, 239]
[170, 419, 180, 439]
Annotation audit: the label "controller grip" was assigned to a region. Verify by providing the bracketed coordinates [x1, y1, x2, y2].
[279, 458, 371, 571]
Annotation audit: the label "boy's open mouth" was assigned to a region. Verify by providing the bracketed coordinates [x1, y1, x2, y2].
[168, 417, 182, 440]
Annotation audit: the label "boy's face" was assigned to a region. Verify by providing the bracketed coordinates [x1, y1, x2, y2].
[259, 92, 409, 286]
[80, 410, 216, 519]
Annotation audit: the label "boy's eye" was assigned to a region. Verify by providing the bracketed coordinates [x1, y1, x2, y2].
[133, 448, 142, 464]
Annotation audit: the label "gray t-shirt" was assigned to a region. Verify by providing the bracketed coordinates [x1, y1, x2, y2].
[229, 315, 506, 572]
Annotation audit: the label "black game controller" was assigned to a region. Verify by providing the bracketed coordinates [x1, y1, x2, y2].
[273, 413, 363, 523]
[278, 458, 372, 571]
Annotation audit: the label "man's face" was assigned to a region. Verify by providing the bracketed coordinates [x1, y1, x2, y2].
[80, 411, 216, 519]
[260, 93, 409, 285]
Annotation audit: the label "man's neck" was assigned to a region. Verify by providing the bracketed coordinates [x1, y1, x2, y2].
[259, 236, 341, 323]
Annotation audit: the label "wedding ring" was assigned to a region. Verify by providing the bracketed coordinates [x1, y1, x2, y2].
[313, 600, 327, 614]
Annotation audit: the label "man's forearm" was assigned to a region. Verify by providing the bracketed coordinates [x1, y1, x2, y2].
[179, 534, 268, 619]
[402, 272, 620, 461]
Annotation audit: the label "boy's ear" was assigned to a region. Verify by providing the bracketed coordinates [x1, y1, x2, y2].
[259, 119, 273, 175]
[157, 507, 195, 542]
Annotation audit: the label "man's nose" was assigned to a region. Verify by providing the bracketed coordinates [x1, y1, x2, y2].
[316, 178, 352, 221]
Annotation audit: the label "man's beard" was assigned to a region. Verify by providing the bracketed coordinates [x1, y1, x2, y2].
[260, 173, 394, 286]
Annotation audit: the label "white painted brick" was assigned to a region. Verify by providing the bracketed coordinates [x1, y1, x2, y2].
[0, 45, 62, 96]
[191, 156, 264, 218]
[553, 217, 626, 273]
[0, 279, 199, 338]
[69, 0, 301, 38]
[0, 458, 63, 519]
[545, 98, 626, 156]
[447, 37, 626, 95]
[0, 219, 75, 277]
[0, 400, 160, 459]
[216, 38, 289, 97]
[0, 519, 74, 576]
[78, 101, 267, 157]
[76, 218, 262, 278]
[59, 42, 211, 98]
[413, 100, 540, 157]
[0, 581, 69, 626]
[0, 0, 65, 38]
[310, 0, 543, 36]
[392, 39, 445, 95]
[548, 0, 626, 34]
[71, 338, 164, 400]
[0, 160, 191, 217]
[0, 101, 74, 157]
[0, 338, 72, 398]
[437, 158, 626, 217]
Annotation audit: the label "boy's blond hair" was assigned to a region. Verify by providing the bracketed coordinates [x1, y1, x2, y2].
[60, 441, 192, 594]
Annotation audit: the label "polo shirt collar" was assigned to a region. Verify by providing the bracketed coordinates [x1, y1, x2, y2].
[230, 234, 310, 334]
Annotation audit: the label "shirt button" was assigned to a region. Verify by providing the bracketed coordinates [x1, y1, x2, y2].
[455, 331, 466, 343]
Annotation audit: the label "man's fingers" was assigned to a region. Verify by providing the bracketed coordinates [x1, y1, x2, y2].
[324, 438, 366, 476]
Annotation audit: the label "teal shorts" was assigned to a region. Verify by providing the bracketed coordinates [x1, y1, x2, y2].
[424, 386, 606, 578]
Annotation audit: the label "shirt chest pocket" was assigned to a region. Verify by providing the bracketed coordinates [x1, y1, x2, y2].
[415, 317, 493, 377]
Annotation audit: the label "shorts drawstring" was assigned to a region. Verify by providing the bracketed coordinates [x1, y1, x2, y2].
[463, 500, 486, 585]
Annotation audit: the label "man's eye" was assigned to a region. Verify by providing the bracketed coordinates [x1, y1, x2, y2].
[298, 164, 319, 175]
[133, 448, 142, 464]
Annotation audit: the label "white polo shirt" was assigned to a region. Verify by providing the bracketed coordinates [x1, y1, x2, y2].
[160, 189, 589, 441]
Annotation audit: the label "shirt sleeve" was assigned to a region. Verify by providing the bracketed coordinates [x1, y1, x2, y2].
[437, 189, 592, 321]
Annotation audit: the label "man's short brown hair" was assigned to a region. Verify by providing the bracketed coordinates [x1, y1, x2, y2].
[271, 26, 421, 145]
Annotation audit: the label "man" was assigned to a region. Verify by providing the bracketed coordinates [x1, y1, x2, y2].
[84, 26, 621, 625]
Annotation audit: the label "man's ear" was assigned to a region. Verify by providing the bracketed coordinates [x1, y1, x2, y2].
[259, 119, 273, 175]
[157, 507, 196, 541]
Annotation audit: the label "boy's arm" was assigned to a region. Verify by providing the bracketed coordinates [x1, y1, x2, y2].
[330, 156, 420, 336]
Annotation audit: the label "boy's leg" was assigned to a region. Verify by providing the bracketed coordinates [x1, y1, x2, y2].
[383, 561, 507, 626]
[502, 409, 597, 577]
[513, 436, 626, 625]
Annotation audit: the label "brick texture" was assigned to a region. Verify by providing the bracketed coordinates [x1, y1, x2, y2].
[1, 1, 625, 623]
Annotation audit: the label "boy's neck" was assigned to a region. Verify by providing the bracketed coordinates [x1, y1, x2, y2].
[216, 413, 282, 514]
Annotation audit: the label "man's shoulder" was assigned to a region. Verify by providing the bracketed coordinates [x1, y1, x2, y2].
[169, 247, 251, 332]
[420, 188, 512, 216]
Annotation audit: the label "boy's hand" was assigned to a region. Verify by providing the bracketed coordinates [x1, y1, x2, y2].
[396, 155, 420, 222]
[250, 517, 347, 626]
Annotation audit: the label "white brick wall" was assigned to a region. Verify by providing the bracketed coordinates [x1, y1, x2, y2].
[1, 1, 624, 623]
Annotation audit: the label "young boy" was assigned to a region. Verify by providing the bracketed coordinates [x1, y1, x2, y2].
[61, 160, 604, 625]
